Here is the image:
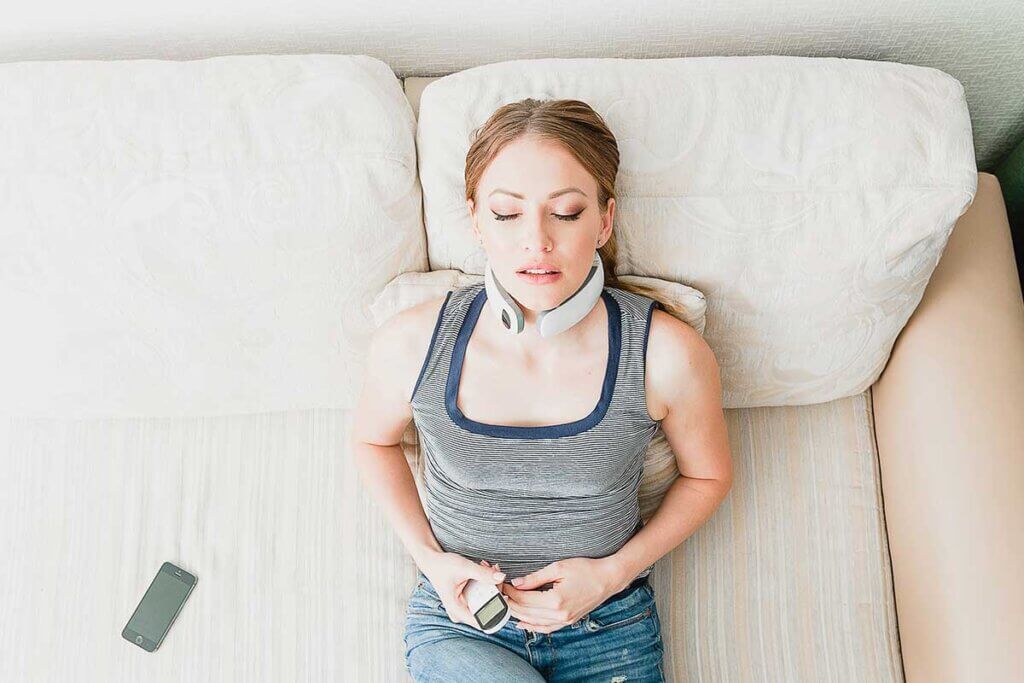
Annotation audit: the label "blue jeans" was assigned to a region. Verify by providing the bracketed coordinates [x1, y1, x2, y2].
[403, 570, 666, 682]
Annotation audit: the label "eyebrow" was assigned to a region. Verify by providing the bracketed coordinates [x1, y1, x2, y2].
[488, 187, 588, 200]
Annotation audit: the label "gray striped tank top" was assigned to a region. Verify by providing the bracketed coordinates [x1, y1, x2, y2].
[409, 281, 665, 582]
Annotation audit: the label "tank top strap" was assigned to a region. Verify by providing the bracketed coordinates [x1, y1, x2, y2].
[604, 285, 665, 426]
[408, 283, 479, 407]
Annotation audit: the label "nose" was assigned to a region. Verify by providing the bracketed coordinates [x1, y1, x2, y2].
[520, 208, 554, 252]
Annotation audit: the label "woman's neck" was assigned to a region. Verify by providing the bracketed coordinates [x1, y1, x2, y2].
[481, 293, 607, 361]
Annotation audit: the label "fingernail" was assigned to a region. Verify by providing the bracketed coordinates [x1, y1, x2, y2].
[512, 578, 523, 586]
[492, 572, 503, 581]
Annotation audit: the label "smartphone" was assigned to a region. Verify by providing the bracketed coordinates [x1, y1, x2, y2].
[122, 562, 197, 652]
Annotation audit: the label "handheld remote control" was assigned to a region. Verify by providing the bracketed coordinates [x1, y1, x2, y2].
[464, 578, 512, 633]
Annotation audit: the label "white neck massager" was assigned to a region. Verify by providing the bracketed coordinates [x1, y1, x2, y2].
[483, 251, 605, 337]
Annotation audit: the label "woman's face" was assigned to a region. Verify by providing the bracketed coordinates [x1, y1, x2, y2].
[467, 135, 614, 315]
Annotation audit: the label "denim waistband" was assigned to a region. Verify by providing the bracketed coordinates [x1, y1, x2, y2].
[415, 569, 648, 606]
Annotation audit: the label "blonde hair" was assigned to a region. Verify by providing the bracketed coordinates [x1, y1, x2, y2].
[464, 97, 671, 312]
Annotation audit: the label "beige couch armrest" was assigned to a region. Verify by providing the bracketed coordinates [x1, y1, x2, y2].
[872, 172, 1024, 681]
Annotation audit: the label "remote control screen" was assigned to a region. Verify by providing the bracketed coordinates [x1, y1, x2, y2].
[476, 594, 504, 624]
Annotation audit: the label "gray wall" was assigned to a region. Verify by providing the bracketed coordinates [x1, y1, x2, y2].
[1, 0, 1021, 170]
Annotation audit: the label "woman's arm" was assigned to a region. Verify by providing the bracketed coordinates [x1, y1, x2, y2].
[349, 305, 446, 569]
[351, 439, 445, 569]
[350, 297, 506, 626]
[607, 308, 734, 590]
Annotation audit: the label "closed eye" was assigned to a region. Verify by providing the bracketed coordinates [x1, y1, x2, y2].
[492, 210, 584, 222]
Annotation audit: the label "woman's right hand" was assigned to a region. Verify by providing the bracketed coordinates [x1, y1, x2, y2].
[419, 552, 505, 626]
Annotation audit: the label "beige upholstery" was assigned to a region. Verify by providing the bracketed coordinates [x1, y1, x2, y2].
[872, 172, 1024, 682]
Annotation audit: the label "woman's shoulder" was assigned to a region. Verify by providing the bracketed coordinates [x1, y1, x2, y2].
[605, 285, 663, 321]
[373, 291, 453, 372]
[398, 282, 482, 342]
[644, 301, 718, 420]
[405, 290, 457, 340]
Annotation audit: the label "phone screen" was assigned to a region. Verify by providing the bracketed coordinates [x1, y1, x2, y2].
[123, 563, 196, 651]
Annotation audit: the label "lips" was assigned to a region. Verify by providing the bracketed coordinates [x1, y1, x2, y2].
[517, 264, 560, 274]
[516, 271, 562, 284]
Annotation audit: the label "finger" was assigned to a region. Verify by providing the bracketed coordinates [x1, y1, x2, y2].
[457, 590, 477, 625]
[505, 597, 566, 624]
[484, 560, 509, 584]
[507, 606, 565, 626]
[481, 560, 506, 583]
[441, 599, 469, 626]
[441, 601, 459, 624]
[439, 585, 473, 626]
[510, 565, 560, 590]
[506, 599, 563, 622]
[475, 563, 505, 583]
[503, 585, 563, 610]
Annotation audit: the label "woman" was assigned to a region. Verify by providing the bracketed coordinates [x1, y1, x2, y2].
[352, 98, 733, 682]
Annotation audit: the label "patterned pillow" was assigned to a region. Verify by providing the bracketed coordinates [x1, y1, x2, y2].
[414, 56, 978, 407]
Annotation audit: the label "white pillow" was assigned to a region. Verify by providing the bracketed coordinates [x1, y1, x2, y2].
[0, 54, 424, 418]
[415, 56, 978, 408]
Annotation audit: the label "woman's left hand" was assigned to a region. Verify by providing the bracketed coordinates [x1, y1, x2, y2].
[486, 557, 623, 634]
